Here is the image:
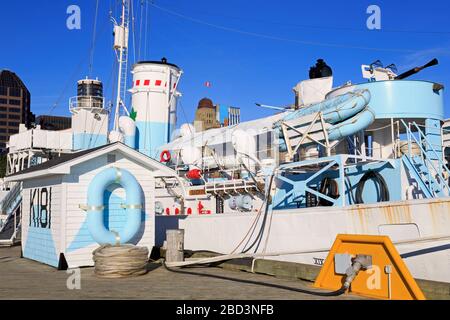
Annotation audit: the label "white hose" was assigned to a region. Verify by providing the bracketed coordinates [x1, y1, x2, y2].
[93, 244, 149, 278]
[164, 248, 329, 268]
[164, 234, 450, 268]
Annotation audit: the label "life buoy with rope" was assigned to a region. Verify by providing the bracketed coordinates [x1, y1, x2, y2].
[85, 167, 142, 245]
[160, 150, 171, 163]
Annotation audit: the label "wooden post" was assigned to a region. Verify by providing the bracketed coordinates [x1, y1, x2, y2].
[166, 229, 185, 263]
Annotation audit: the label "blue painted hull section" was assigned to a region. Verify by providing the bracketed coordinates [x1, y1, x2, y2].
[135, 121, 170, 159]
[73, 133, 107, 151]
[124, 135, 136, 149]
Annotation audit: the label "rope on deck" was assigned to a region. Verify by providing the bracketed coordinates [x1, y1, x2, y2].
[93, 244, 149, 278]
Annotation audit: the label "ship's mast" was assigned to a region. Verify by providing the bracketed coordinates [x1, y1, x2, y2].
[113, 0, 130, 131]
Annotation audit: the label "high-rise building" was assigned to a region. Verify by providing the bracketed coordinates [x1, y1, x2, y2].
[0, 70, 34, 150]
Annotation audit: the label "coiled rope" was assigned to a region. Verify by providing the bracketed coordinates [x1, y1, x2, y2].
[93, 244, 149, 278]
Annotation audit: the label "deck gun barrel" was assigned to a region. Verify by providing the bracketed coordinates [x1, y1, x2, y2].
[395, 58, 438, 80]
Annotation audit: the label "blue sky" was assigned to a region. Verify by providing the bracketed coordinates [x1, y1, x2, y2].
[1, 0, 450, 125]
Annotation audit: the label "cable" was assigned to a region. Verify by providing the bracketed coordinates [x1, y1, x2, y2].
[162, 6, 450, 36]
[178, 100, 193, 134]
[130, 0, 137, 64]
[138, 0, 144, 61]
[355, 170, 390, 204]
[162, 260, 346, 297]
[144, 0, 150, 58]
[241, 173, 275, 254]
[89, 0, 100, 77]
[48, 17, 111, 115]
[229, 199, 266, 254]
[151, 3, 424, 53]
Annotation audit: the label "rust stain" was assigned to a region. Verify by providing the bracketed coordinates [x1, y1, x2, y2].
[350, 205, 369, 233]
[426, 201, 450, 233]
[381, 205, 395, 224]
[402, 204, 413, 223]
[376, 203, 414, 225]
[351, 202, 415, 230]
[348, 198, 450, 237]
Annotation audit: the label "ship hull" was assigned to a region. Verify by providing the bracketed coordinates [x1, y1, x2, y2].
[156, 197, 450, 283]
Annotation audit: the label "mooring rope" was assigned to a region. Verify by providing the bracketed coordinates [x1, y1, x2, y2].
[93, 244, 149, 278]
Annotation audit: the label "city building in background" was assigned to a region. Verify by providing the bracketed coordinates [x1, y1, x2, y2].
[0, 70, 34, 150]
[228, 107, 241, 126]
[218, 105, 241, 127]
[36, 115, 72, 131]
[194, 97, 221, 132]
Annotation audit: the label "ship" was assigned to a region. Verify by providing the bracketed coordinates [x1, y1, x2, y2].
[0, 0, 448, 285]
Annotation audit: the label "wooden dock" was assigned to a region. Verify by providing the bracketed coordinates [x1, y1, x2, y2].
[0, 246, 363, 300]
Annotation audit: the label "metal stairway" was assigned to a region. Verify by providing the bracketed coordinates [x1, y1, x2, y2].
[0, 182, 22, 246]
[400, 120, 450, 198]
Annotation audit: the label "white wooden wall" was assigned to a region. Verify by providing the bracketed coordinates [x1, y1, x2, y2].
[63, 151, 156, 268]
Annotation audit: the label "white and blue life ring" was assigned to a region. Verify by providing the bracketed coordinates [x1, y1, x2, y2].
[86, 167, 142, 245]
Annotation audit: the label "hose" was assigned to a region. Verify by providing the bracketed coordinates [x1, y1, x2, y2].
[165, 248, 329, 269]
[93, 244, 149, 278]
[355, 170, 390, 204]
[162, 260, 346, 297]
[241, 173, 276, 253]
[318, 177, 340, 206]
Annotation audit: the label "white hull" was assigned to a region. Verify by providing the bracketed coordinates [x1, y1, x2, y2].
[156, 197, 450, 283]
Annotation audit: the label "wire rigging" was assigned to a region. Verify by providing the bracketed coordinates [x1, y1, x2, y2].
[130, 0, 137, 65]
[138, 0, 144, 61]
[166, 6, 450, 36]
[150, 3, 441, 54]
[144, 0, 150, 58]
[48, 17, 111, 115]
[89, 0, 100, 77]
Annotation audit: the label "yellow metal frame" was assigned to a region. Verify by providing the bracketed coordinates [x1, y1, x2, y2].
[314, 234, 426, 300]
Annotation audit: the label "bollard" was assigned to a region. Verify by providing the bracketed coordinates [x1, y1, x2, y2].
[166, 229, 185, 263]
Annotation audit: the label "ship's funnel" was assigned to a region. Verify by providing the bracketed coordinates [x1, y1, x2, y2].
[130, 58, 182, 158]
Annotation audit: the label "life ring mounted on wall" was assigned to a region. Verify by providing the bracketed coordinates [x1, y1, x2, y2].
[85, 167, 143, 245]
[160, 150, 171, 163]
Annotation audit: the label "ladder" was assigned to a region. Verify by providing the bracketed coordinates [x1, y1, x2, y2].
[118, 1, 129, 109]
[113, 0, 131, 130]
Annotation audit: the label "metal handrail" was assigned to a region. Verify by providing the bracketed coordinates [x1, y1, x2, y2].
[69, 96, 105, 111]
[411, 121, 450, 177]
[400, 120, 450, 195]
[0, 182, 21, 214]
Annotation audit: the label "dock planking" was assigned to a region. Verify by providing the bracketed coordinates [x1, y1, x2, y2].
[0, 246, 363, 300]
